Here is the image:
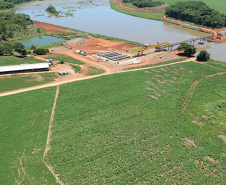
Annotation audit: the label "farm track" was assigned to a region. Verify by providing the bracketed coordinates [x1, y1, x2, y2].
[182, 72, 226, 112]
[0, 58, 194, 97]
[113, 0, 165, 12]
[43, 86, 64, 185]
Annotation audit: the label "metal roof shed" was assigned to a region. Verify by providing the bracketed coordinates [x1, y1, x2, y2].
[0, 63, 50, 74]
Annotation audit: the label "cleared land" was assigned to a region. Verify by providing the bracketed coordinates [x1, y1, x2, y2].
[46, 61, 226, 184]
[0, 88, 57, 185]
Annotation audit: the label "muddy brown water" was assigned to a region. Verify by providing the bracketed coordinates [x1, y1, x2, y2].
[16, 0, 226, 62]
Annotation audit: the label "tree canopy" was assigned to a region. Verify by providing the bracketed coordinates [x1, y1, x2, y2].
[165, 1, 226, 28]
[122, 0, 164, 8]
[197, 50, 210, 61]
[46, 5, 58, 14]
[178, 42, 196, 57]
[0, 0, 33, 10]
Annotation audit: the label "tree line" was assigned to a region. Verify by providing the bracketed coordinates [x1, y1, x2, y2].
[165, 1, 226, 29]
[0, 0, 32, 10]
[122, 0, 164, 8]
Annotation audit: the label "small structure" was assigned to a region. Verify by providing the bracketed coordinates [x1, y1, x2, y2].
[46, 59, 53, 65]
[97, 51, 130, 63]
[58, 71, 67, 76]
[75, 50, 87, 56]
[0, 63, 50, 74]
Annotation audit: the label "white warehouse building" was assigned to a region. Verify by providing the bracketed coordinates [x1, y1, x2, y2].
[0, 63, 51, 74]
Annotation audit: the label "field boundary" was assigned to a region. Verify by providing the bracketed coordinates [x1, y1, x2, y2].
[43, 86, 64, 185]
[182, 72, 226, 112]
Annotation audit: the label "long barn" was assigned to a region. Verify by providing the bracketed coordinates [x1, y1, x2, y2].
[0, 63, 50, 74]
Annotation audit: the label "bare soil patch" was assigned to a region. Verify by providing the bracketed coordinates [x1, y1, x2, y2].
[113, 0, 165, 13]
[204, 156, 220, 165]
[183, 138, 198, 147]
[192, 120, 204, 127]
[217, 135, 226, 143]
[33, 21, 76, 34]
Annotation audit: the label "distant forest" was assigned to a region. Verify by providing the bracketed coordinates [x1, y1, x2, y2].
[0, 0, 32, 9]
[122, 0, 164, 8]
[165, 1, 226, 28]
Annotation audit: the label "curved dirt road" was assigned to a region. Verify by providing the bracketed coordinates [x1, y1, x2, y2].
[113, 0, 164, 13]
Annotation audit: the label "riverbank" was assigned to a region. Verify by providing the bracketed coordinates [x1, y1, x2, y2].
[111, 0, 226, 43]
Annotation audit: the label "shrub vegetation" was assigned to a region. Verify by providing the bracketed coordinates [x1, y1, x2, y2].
[123, 0, 164, 8]
[0, 0, 32, 10]
[46, 5, 58, 14]
[33, 48, 49, 55]
[197, 50, 210, 61]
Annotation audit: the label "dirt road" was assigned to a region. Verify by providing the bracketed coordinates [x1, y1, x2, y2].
[113, 0, 164, 12]
[0, 58, 195, 97]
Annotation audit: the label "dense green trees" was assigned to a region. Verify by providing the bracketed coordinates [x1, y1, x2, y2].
[0, 12, 32, 40]
[165, 1, 226, 28]
[46, 5, 58, 14]
[178, 42, 196, 57]
[0, 41, 28, 56]
[33, 48, 49, 55]
[0, 0, 33, 10]
[0, 42, 12, 55]
[197, 50, 210, 61]
[122, 0, 164, 8]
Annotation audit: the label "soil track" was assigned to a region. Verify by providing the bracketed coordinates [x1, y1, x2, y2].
[33, 21, 76, 34]
[43, 86, 64, 185]
[113, 0, 165, 12]
[0, 58, 194, 97]
[182, 72, 226, 112]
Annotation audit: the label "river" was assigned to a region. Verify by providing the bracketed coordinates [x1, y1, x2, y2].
[16, 0, 226, 62]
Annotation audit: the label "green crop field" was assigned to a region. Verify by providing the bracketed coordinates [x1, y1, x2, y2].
[0, 73, 57, 93]
[163, 0, 226, 13]
[46, 61, 226, 184]
[0, 88, 57, 185]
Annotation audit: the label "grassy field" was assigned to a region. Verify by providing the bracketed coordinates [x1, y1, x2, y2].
[47, 61, 226, 184]
[0, 73, 57, 93]
[48, 54, 84, 65]
[0, 88, 57, 185]
[70, 64, 82, 73]
[0, 55, 44, 66]
[86, 66, 105, 76]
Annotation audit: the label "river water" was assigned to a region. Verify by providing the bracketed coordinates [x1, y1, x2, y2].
[16, 0, 226, 62]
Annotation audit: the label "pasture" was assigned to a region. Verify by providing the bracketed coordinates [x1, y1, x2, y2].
[47, 61, 226, 184]
[0, 88, 57, 185]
